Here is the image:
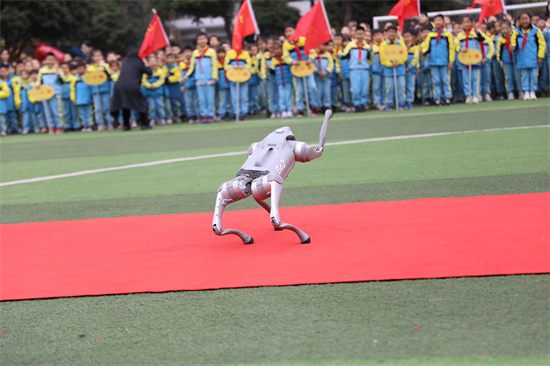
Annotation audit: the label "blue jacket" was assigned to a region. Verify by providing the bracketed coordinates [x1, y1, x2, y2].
[0, 81, 10, 114]
[454, 30, 495, 68]
[341, 40, 371, 70]
[511, 25, 547, 69]
[422, 28, 456, 66]
[380, 39, 407, 77]
[163, 62, 182, 98]
[283, 37, 311, 62]
[271, 56, 292, 87]
[70, 75, 93, 106]
[187, 47, 218, 84]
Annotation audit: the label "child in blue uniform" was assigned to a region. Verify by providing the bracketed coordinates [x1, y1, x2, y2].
[185, 32, 218, 123]
[310, 42, 334, 112]
[142, 55, 166, 126]
[511, 13, 547, 100]
[403, 30, 420, 109]
[271, 42, 293, 118]
[225, 46, 251, 121]
[370, 29, 386, 110]
[341, 26, 371, 112]
[59, 62, 78, 131]
[17, 69, 40, 134]
[71, 61, 94, 132]
[496, 22, 519, 100]
[422, 14, 455, 106]
[380, 26, 408, 111]
[215, 47, 231, 121]
[163, 53, 182, 123]
[180, 46, 199, 124]
[264, 39, 280, 118]
[88, 49, 113, 130]
[0, 65, 11, 136]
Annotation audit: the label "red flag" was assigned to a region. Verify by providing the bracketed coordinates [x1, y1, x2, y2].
[470, 0, 505, 27]
[34, 43, 65, 63]
[388, 0, 421, 31]
[288, 0, 332, 52]
[138, 10, 170, 59]
[232, 0, 260, 54]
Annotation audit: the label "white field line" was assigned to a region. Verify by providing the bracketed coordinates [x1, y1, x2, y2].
[1, 124, 548, 188]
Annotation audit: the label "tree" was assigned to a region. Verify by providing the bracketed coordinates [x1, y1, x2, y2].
[148, 0, 237, 40]
[0, 0, 148, 60]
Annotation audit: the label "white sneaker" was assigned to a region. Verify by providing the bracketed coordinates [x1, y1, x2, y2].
[270, 113, 277, 119]
[507, 92, 515, 100]
[484, 94, 492, 102]
[472, 97, 480, 104]
[465, 96, 472, 104]
[166, 118, 173, 124]
[159, 119, 166, 125]
[523, 93, 530, 101]
[97, 125, 105, 131]
[131, 120, 138, 128]
[530, 91, 537, 100]
[286, 111, 293, 118]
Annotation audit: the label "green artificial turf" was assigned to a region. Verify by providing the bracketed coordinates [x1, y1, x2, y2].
[1, 275, 548, 365]
[0, 100, 548, 365]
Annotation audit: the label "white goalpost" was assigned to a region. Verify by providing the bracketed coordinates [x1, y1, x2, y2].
[372, 1, 548, 29]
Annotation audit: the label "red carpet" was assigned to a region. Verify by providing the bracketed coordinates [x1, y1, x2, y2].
[1, 193, 548, 301]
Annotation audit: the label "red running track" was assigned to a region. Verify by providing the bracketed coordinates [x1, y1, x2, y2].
[1, 193, 548, 301]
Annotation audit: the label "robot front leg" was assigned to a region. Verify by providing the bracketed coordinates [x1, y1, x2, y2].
[269, 180, 311, 244]
[212, 177, 254, 244]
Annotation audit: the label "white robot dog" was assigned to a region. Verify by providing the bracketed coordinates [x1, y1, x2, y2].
[212, 110, 332, 244]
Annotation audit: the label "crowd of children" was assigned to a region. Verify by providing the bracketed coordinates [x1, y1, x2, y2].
[0, 11, 548, 136]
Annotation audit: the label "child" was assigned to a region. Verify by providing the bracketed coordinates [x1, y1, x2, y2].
[380, 25, 408, 111]
[70, 61, 94, 132]
[537, 16, 550, 95]
[142, 55, 166, 126]
[0, 65, 11, 136]
[264, 38, 280, 118]
[180, 45, 199, 123]
[370, 29, 385, 110]
[403, 29, 420, 109]
[17, 69, 40, 134]
[163, 53, 182, 123]
[497, 22, 519, 100]
[247, 44, 260, 115]
[184, 32, 218, 123]
[511, 12, 546, 100]
[455, 16, 495, 104]
[255, 40, 268, 114]
[282, 24, 316, 117]
[326, 39, 339, 109]
[0, 62, 17, 133]
[419, 25, 434, 105]
[224, 45, 251, 121]
[422, 14, 455, 106]
[88, 49, 113, 130]
[215, 47, 231, 121]
[451, 22, 465, 102]
[341, 26, 371, 112]
[59, 62, 78, 131]
[309, 42, 334, 112]
[489, 21, 506, 99]
[271, 41, 293, 118]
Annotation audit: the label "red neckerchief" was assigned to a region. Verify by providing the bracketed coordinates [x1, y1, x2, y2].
[294, 42, 303, 61]
[356, 41, 364, 60]
[504, 35, 512, 59]
[521, 28, 530, 51]
[313, 49, 322, 70]
[276, 55, 285, 86]
[235, 50, 240, 66]
[197, 46, 210, 70]
[218, 57, 227, 82]
[436, 28, 444, 45]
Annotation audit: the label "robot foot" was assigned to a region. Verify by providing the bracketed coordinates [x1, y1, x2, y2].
[244, 237, 254, 245]
[213, 224, 254, 245]
[301, 237, 311, 244]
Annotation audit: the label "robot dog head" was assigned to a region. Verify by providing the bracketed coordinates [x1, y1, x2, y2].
[273, 126, 296, 141]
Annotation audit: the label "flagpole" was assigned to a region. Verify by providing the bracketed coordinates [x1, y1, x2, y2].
[393, 68, 399, 110]
[303, 77, 311, 117]
[468, 66, 472, 104]
[236, 82, 240, 122]
[95, 85, 105, 127]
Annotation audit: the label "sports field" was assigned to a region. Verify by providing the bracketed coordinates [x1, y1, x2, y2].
[1, 100, 549, 365]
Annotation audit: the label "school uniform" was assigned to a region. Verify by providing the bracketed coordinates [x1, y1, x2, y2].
[17, 79, 40, 132]
[450, 36, 465, 101]
[87, 63, 113, 127]
[454, 29, 494, 101]
[511, 25, 547, 94]
[422, 27, 455, 102]
[163, 62, 183, 121]
[36, 66, 63, 130]
[538, 28, 550, 93]
[492, 33, 506, 96]
[0, 81, 11, 134]
[216, 57, 231, 117]
[380, 38, 408, 109]
[70, 74, 94, 129]
[59, 72, 78, 129]
[180, 59, 198, 121]
[328, 50, 339, 107]
[283, 37, 317, 113]
[370, 42, 385, 108]
[1, 76, 19, 133]
[335, 45, 351, 108]
[187, 46, 218, 120]
[256, 52, 268, 111]
[404, 42, 420, 106]
[496, 34, 519, 95]
[224, 49, 251, 118]
[310, 49, 334, 109]
[341, 39, 371, 108]
[142, 67, 166, 123]
[248, 54, 260, 113]
[9, 75, 22, 132]
[264, 51, 279, 115]
[418, 40, 433, 103]
[271, 55, 293, 113]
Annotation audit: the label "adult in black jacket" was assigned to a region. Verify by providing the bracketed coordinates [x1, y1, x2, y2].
[111, 51, 152, 130]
